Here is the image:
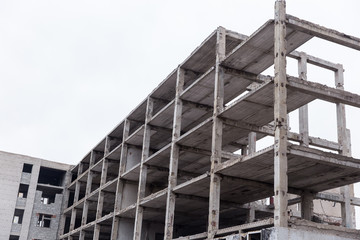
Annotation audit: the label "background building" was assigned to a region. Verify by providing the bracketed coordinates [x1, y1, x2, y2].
[0, 151, 71, 240]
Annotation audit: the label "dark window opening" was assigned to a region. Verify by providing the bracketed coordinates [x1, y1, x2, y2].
[67, 191, 74, 207]
[41, 192, 56, 204]
[36, 185, 63, 205]
[9, 235, 19, 240]
[36, 214, 52, 228]
[155, 233, 164, 240]
[22, 163, 33, 173]
[18, 184, 29, 198]
[38, 167, 65, 186]
[13, 209, 24, 224]
[71, 172, 78, 182]
[64, 216, 71, 234]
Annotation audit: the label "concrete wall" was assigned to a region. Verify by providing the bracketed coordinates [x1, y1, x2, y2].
[0, 150, 70, 240]
[265, 227, 358, 240]
[0, 152, 23, 239]
[27, 191, 63, 240]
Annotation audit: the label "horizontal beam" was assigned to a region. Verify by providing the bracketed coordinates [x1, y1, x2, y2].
[222, 117, 340, 151]
[221, 66, 272, 83]
[226, 29, 248, 41]
[286, 14, 360, 51]
[287, 132, 340, 151]
[182, 99, 213, 112]
[287, 76, 360, 108]
[289, 145, 360, 169]
[288, 51, 339, 71]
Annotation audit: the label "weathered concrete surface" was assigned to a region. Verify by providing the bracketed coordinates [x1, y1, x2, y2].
[0, 150, 70, 240]
[265, 219, 360, 240]
[265, 227, 359, 240]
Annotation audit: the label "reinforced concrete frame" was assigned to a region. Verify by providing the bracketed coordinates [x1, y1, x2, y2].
[60, 1, 360, 239]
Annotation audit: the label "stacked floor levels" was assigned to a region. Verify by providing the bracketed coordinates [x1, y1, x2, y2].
[59, 1, 360, 239]
[0, 151, 71, 240]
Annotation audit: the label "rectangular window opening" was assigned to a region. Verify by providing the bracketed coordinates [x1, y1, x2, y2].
[36, 214, 52, 228]
[18, 184, 29, 198]
[22, 163, 33, 173]
[13, 209, 24, 224]
[9, 235, 19, 240]
[38, 167, 65, 186]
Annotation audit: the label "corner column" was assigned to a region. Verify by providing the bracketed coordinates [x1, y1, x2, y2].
[273, 0, 288, 228]
[207, 26, 226, 239]
[335, 64, 354, 228]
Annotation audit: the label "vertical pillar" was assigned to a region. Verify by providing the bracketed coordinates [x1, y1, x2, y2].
[105, 136, 112, 156]
[69, 163, 83, 232]
[298, 52, 309, 147]
[297, 52, 314, 220]
[93, 224, 101, 240]
[301, 191, 314, 221]
[207, 26, 226, 239]
[96, 191, 105, 219]
[164, 66, 185, 239]
[79, 230, 86, 240]
[58, 171, 72, 236]
[81, 200, 89, 225]
[248, 132, 256, 154]
[93, 191, 104, 240]
[69, 208, 77, 231]
[273, 0, 288, 228]
[74, 163, 83, 203]
[100, 158, 109, 186]
[111, 119, 130, 240]
[335, 64, 354, 228]
[246, 206, 256, 223]
[133, 97, 153, 240]
[247, 132, 256, 223]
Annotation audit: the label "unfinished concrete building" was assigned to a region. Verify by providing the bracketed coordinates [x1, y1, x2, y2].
[0, 150, 71, 240]
[59, 1, 360, 239]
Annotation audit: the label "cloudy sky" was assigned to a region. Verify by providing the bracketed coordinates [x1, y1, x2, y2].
[1, 0, 360, 224]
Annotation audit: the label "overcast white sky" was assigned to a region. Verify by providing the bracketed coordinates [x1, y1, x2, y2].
[1, 0, 360, 225]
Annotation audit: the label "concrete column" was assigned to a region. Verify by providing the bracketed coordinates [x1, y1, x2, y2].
[100, 158, 109, 186]
[58, 171, 72, 236]
[111, 119, 130, 240]
[93, 223, 101, 240]
[79, 230, 86, 240]
[301, 191, 314, 221]
[298, 52, 309, 147]
[273, 0, 288, 228]
[164, 66, 185, 239]
[96, 191, 105, 219]
[248, 132, 256, 154]
[81, 200, 89, 225]
[208, 26, 226, 239]
[296, 52, 314, 220]
[335, 64, 354, 228]
[133, 97, 153, 240]
[69, 208, 77, 231]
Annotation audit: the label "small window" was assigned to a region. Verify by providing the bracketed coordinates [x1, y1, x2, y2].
[155, 233, 164, 240]
[18, 184, 29, 198]
[13, 209, 24, 224]
[9, 235, 19, 240]
[40, 191, 56, 205]
[36, 214, 52, 228]
[22, 164, 33, 173]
